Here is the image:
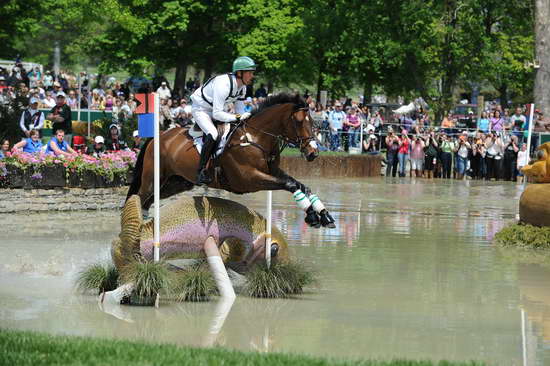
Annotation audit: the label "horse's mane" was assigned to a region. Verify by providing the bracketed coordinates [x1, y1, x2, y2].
[250, 93, 307, 117]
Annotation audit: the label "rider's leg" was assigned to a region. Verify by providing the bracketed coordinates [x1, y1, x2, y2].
[193, 110, 219, 185]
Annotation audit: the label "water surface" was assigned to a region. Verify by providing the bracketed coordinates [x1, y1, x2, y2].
[1, 178, 547, 365]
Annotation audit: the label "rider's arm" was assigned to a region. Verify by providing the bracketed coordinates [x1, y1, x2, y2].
[211, 77, 238, 122]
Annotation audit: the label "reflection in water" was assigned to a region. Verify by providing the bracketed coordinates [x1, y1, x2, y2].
[1, 179, 549, 364]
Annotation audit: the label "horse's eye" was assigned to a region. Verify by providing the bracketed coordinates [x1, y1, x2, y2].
[270, 243, 279, 258]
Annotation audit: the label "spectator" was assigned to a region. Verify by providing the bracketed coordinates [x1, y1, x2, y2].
[19, 97, 45, 138]
[47, 92, 72, 143]
[511, 107, 526, 140]
[477, 111, 490, 133]
[67, 90, 79, 109]
[86, 135, 106, 158]
[423, 130, 438, 179]
[503, 134, 519, 181]
[410, 135, 425, 177]
[254, 83, 268, 98]
[485, 132, 504, 180]
[441, 112, 454, 133]
[439, 132, 455, 179]
[45, 129, 77, 157]
[112, 97, 132, 125]
[470, 133, 486, 180]
[104, 90, 114, 111]
[397, 129, 410, 178]
[13, 129, 43, 154]
[362, 128, 378, 154]
[490, 110, 504, 132]
[91, 90, 104, 110]
[385, 127, 400, 177]
[156, 81, 171, 100]
[328, 103, 346, 151]
[43, 71, 53, 90]
[27, 67, 41, 88]
[130, 130, 145, 154]
[345, 107, 361, 149]
[0, 139, 10, 159]
[105, 124, 128, 152]
[42, 90, 56, 108]
[159, 98, 172, 129]
[454, 131, 471, 180]
[517, 143, 528, 184]
[466, 110, 477, 130]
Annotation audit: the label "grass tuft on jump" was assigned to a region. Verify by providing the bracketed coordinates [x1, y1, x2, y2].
[245, 260, 317, 298]
[169, 264, 217, 302]
[75, 262, 119, 294]
[494, 223, 550, 249]
[0, 328, 486, 366]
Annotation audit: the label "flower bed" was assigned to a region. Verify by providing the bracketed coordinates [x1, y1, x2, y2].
[0, 150, 136, 189]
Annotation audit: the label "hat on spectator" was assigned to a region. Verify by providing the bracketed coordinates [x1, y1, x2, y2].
[54, 81, 61, 87]
[334, 102, 342, 107]
[468, 110, 474, 114]
[246, 97, 252, 103]
[133, 130, 139, 138]
[0, 76, 5, 81]
[56, 91, 66, 98]
[30, 97, 39, 104]
[95, 136, 105, 144]
[161, 81, 167, 85]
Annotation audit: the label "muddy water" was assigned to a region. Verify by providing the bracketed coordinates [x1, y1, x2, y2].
[0, 178, 548, 365]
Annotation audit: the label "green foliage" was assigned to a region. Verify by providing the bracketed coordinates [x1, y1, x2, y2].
[245, 260, 316, 298]
[122, 260, 171, 298]
[169, 264, 217, 302]
[494, 223, 550, 249]
[75, 262, 119, 294]
[0, 328, 487, 366]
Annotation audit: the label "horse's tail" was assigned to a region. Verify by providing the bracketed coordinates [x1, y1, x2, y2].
[126, 138, 152, 202]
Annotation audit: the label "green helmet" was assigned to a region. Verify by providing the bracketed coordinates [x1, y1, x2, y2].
[232, 56, 257, 73]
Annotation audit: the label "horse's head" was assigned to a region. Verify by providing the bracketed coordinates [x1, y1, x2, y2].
[288, 107, 319, 162]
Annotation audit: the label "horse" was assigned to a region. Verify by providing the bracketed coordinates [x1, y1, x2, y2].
[127, 93, 336, 229]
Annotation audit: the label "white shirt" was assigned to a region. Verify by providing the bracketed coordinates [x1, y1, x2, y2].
[20, 108, 45, 132]
[191, 74, 246, 123]
[156, 86, 171, 99]
[43, 97, 56, 108]
[517, 150, 529, 168]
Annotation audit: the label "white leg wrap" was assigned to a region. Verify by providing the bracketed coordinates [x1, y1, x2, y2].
[100, 283, 134, 305]
[293, 190, 312, 211]
[308, 194, 326, 213]
[207, 255, 236, 299]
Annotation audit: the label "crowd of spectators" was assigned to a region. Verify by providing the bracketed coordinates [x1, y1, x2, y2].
[1, 60, 549, 183]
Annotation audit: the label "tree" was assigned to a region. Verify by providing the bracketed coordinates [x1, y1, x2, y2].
[534, 0, 550, 116]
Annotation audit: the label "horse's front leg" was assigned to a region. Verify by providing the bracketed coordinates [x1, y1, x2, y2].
[271, 169, 336, 229]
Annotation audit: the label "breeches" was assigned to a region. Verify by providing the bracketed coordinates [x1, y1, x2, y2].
[192, 109, 219, 140]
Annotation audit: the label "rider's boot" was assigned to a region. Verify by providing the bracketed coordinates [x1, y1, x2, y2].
[197, 134, 216, 185]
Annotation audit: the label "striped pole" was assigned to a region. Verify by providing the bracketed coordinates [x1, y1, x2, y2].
[265, 191, 272, 268]
[153, 93, 160, 262]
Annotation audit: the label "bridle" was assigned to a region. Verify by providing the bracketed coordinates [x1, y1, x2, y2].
[240, 106, 314, 152]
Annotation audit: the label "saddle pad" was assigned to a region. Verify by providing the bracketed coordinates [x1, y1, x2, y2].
[193, 123, 231, 157]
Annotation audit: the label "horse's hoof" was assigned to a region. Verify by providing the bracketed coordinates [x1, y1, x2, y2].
[320, 210, 336, 228]
[305, 207, 321, 228]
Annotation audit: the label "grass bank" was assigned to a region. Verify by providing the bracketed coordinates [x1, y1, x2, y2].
[0, 328, 483, 366]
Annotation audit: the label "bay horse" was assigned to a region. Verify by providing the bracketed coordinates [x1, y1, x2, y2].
[127, 93, 335, 228]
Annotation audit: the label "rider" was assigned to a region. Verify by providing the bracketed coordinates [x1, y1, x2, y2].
[190, 56, 256, 185]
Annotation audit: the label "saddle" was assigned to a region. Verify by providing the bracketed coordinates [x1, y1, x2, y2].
[189, 121, 247, 158]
